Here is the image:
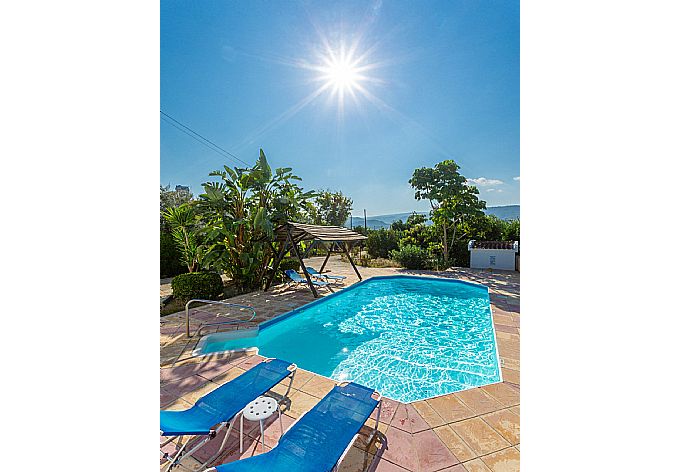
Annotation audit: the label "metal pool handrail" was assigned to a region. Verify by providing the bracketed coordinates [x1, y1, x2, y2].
[185, 299, 257, 337]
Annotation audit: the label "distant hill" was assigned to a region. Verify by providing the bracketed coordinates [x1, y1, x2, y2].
[347, 206, 519, 229]
[349, 217, 389, 230]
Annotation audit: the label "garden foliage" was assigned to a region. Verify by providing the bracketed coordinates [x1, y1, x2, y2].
[160, 230, 187, 278]
[391, 244, 428, 270]
[171, 272, 224, 301]
[366, 229, 400, 258]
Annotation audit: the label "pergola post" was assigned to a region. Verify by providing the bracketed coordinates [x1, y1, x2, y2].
[286, 228, 319, 298]
[342, 242, 363, 281]
[318, 243, 334, 273]
[263, 241, 288, 291]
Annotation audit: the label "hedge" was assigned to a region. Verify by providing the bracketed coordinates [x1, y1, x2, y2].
[278, 258, 301, 272]
[160, 230, 187, 278]
[391, 244, 428, 270]
[171, 272, 224, 301]
[366, 229, 400, 258]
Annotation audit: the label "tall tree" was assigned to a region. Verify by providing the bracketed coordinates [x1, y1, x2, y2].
[310, 190, 353, 226]
[409, 160, 486, 263]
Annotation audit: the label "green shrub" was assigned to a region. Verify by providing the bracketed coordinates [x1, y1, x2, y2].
[172, 272, 224, 301]
[367, 229, 400, 258]
[160, 230, 187, 278]
[391, 244, 428, 270]
[279, 258, 301, 272]
[449, 239, 471, 267]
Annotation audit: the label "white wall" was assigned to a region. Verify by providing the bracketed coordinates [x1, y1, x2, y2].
[470, 249, 516, 270]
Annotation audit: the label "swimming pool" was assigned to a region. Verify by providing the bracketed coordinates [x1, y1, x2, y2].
[196, 275, 501, 403]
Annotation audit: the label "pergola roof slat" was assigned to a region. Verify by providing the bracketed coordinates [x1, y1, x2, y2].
[274, 222, 367, 242]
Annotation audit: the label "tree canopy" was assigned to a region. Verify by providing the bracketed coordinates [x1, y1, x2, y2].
[410, 159, 486, 262]
[309, 190, 353, 227]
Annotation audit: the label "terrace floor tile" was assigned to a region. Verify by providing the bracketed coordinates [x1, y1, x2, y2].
[426, 394, 475, 423]
[453, 388, 505, 416]
[449, 418, 511, 457]
[481, 409, 520, 445]
[462, 458, 494, 472]
[373, 398, 400, 425]
[280, 368, 314, 390]
[479, 447, 520, 472]
[413, 429, 460, 471]
[391, 404, 431, 433]
[381, 426, 417, 471]
[369, 458, 410, 471]
[412, 401, 446, 428]
[282, 390, 320, 419]
[434, 425, 478, 462]
[480, 383, 520, 407]
[438, 465, 469, 472]
[338, 446, 375, 472]
[300, 374, 337, 397]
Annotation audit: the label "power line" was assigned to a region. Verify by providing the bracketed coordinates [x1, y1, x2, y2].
[161, 115, 239, 164]
[160, 111, 251, 167]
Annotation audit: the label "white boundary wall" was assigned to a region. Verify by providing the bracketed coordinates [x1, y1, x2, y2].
[468, 241, 519, 270]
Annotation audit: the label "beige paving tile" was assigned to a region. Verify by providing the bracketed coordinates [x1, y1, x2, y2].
[501, 368, 520, 386]
[182, 380, 219, 404]
[300, 374, 337, 397]
[280, 368, 314, 390]
[480, 383, 519, 407]
[480, 447, 520, 471]
[453, 388, 505, 415]
[427, 394, 475, 423]
[481, 410, 520, 445]
[210, 367, 245, 385]
[283, 390, 320, 419]
[500, 357, 520, 371]
[450, 418, 510, 456]
[462, 458, 493, 472]
[161, 397, 193, 411]
[413, 401, 446, 428]
[434, 425, 477, 462]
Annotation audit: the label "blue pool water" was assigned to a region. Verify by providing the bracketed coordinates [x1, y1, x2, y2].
[199, 275, 501, 402]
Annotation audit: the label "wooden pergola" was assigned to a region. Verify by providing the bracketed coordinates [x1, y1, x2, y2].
[264, 221, 367, 298]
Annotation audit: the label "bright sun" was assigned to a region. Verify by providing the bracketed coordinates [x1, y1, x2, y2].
[323, 57, 363, 92]
[308, 42, 376, 108]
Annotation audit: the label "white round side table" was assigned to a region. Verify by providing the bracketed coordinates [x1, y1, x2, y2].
[239, 396, 283, 453]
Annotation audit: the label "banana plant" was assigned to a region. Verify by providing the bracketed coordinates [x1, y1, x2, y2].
[196, 149, 314, 291]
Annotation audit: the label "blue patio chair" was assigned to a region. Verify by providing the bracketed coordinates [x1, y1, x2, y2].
[206, 382, 382, 472]
[160, 358, 296, 472]
[306, 266, 347, 283]
[284, 269, 329, 287]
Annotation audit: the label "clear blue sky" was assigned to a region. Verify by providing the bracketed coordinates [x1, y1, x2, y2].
[161, 0, 519, 216]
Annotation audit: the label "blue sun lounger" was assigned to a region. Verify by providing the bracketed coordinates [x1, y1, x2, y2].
[284, 269, 329, 287]
[160, 358, 296, 472]
[206, 382, 382, 472]
[306, 267, 347, 283]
